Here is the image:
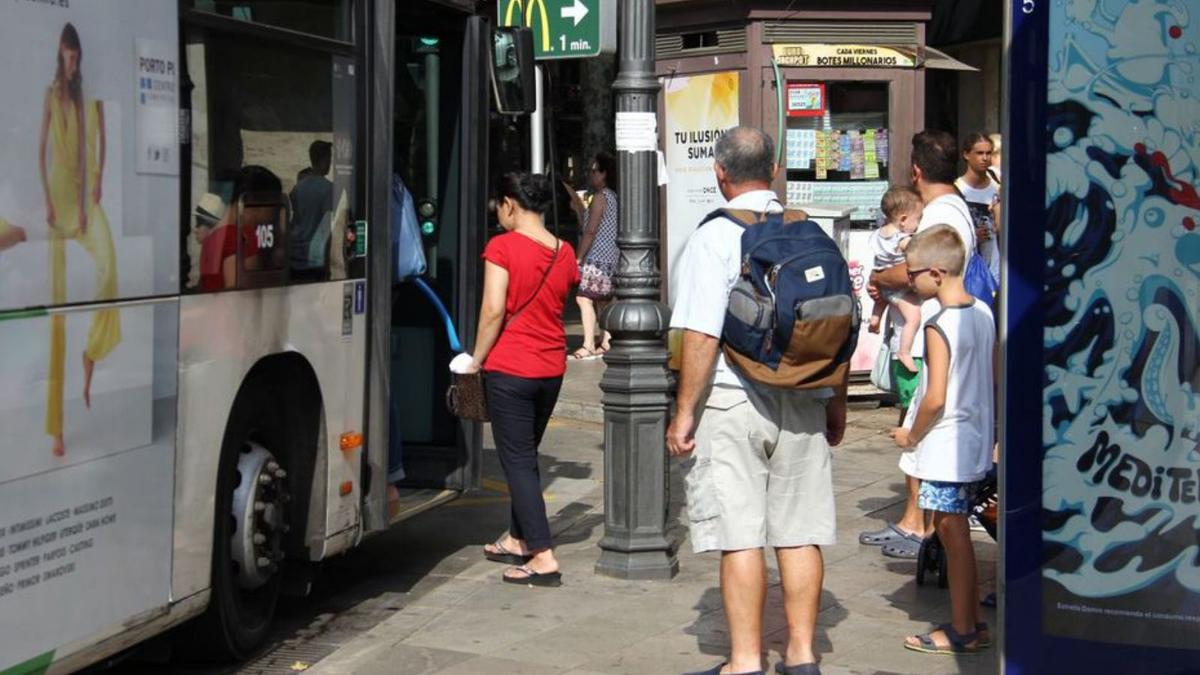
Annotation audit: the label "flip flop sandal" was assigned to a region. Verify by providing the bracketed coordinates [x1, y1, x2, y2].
[483, 538, 529, 565]
[903, 623, 981, 655]
[502, 564, 563, 588]
[569, 347, 599, 361]
[858, 522, 914, 546]
[880, 532, 923, 559]
[775, 661, 821, 674]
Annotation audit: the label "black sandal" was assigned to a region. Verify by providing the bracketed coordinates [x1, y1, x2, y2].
[483, 538, 529, 565]
[502, 564, 563, 587]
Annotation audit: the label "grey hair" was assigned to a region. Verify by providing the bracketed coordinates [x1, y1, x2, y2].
[714, 126, 775, 185]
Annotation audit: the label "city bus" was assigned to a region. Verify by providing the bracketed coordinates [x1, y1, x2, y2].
[0, 1, 531, 672]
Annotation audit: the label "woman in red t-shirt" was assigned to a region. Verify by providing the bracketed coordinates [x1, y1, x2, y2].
[464, 172, 579, 587]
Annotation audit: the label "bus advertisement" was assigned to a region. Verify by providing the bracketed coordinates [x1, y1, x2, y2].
[0, 1, 179, 670]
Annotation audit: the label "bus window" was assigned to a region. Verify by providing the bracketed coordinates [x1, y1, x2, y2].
[188, 0, 353, 42]
[183, 28, 357, 292]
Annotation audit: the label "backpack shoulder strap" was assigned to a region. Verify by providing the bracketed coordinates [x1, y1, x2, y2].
[699, 207, 760, 229]
[780, 208, 810, 224]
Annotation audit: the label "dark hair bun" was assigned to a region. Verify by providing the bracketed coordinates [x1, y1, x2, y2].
[497, 171, 554, 215]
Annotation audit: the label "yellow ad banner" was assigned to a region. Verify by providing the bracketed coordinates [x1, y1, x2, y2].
[772, 44, 918, 68]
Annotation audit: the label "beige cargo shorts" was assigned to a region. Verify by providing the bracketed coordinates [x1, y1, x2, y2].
[684, 384, 836, 553]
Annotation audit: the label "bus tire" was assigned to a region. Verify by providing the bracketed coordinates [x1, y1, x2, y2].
[189, 387, 289, 660]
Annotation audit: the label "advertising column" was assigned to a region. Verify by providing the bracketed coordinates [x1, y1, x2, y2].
[0, 1, 179, 671]
[1037, 0, 1200, 651]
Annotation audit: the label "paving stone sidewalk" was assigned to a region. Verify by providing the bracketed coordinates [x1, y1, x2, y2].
[307, 360, 998, 675]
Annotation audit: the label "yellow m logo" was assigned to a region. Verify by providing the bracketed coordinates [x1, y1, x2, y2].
[501, 0, 552, 53]
[502, 0, 523, 25]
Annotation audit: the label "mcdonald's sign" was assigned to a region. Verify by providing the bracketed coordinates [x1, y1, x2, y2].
[497, 0, 615, 60]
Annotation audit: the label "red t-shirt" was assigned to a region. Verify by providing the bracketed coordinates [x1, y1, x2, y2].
[482, 232, 581, 378]
[199, 223, 259, 291]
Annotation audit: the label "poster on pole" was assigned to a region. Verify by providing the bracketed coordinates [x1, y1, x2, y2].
[663, 71, 739, 303]
[1039, 0, 1200, 650]
[0, 0, 179, 313]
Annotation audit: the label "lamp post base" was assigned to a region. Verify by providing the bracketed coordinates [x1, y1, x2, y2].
[595, 545, 679, 581]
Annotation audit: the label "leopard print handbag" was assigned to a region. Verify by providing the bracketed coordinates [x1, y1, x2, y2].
[446, 371, 489, 422]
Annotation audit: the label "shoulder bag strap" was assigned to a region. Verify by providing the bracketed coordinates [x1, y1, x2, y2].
[504, 239, 561, 328]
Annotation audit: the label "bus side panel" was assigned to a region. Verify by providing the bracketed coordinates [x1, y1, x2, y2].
[0, 301, 177, 673]
[174, 283, 366, 600]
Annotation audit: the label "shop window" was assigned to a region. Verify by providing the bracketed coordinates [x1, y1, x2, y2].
[189, 0, 353, 42]
[784, 81, 890, 223]
[183, 28, 357, 292]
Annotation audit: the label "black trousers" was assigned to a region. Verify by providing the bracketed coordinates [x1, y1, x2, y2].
[485, 371, 563, 551]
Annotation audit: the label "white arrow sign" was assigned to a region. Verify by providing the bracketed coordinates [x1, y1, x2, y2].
[561, 0, 589, 27]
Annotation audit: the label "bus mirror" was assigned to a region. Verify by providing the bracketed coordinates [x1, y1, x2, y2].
[490, 27, 536, 115]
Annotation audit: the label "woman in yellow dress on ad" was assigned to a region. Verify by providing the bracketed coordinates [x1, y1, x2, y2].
[39, 23, 120, 457]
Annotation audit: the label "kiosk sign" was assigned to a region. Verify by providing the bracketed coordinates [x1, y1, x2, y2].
[498, 0, 615, 60]
[772, 44, 918, 68]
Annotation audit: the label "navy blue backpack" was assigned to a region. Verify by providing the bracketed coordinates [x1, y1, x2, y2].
[700, 207, 860, 390]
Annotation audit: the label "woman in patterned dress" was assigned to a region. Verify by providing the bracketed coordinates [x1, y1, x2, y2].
[568, 152, 618, 359]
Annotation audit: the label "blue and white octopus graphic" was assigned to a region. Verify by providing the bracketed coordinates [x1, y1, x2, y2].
[1041, 0, 1200, 601]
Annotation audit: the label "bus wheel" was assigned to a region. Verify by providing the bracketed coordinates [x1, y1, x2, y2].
[230, 442, 289, 594]
[194, 437, 290, 660]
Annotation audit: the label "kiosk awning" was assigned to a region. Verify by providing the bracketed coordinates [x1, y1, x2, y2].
[921, 45, 979, 71]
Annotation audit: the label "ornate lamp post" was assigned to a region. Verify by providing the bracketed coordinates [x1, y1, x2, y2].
[595, 0, 678, 580]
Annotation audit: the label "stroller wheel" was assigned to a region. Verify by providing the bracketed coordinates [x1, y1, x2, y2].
[937, 543, 949, 589]
[916, 535, 939, 586]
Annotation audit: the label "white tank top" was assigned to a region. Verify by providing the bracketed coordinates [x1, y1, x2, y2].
[903, 300, 995, 482]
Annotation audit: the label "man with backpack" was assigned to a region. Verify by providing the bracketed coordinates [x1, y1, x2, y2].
[668, 126, 851, 675]
[859, 130, 980, 560]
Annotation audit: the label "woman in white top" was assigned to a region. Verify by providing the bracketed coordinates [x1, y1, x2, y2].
[955, 132, 1001, 283]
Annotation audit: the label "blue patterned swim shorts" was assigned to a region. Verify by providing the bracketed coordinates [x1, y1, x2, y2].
[918, 480, 979, 515]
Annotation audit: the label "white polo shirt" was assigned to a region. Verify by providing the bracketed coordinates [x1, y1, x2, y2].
[671, 190, 782, 388]
[889, 192, 976, 358]
[670, 189, 833, 403]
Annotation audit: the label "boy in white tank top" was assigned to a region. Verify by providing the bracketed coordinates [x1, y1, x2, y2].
[890, 224, 995, 655]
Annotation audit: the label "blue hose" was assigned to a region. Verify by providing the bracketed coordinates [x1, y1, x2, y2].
[410, 276, 463, 353]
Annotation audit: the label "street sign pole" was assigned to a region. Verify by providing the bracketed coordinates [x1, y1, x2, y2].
[499, 0, 615, 173]
[531, 64, 544, 171]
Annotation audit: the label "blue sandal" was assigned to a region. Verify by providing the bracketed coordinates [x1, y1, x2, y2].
[903, 623, 982, 655]
[775, 661, 821, 675]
